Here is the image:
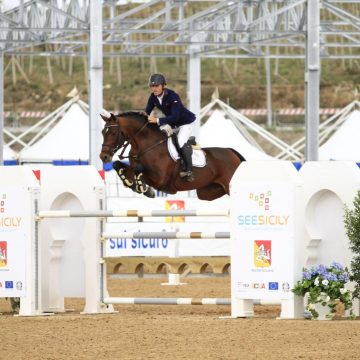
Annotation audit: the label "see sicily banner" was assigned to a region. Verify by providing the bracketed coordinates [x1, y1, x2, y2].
[232, 183, 294, 300]
[0, 187, 26, 298]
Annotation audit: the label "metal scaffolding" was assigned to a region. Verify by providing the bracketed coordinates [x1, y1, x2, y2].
[0, 0, 359, 165]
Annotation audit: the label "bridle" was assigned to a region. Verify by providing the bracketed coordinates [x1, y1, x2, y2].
[101, 124, 126, 157]
[101, 119, 167, 161]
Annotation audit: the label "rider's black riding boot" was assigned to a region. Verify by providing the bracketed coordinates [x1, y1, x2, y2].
[179, 143, 194, 182]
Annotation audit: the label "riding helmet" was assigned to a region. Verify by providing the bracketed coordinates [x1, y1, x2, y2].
[148, 73, 167, 86]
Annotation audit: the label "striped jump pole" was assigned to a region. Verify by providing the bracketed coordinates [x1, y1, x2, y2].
[101, 231, 230, 239]
[36, 209, 230, 219]
[103, 297, 231, 305]
[102, 298, 280, 306]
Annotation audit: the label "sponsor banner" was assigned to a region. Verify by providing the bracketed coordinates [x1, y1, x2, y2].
[165, 200, 185, 223]
[105, 223, 175, 257]
[0, 187, 26, 298]
[104, 222, 230, 257]
[231, 183, 295, 300]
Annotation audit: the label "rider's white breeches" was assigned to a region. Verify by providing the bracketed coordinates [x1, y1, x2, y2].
[177, 123, 194, 148]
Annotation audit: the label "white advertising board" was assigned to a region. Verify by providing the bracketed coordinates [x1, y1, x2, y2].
[231, 181, 296, 300]
[0, 187, 27, 298]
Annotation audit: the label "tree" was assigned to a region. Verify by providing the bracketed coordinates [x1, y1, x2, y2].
[344, 190, 360, 299]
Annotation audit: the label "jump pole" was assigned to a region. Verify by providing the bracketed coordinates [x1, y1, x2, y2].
[102, 298, 279, 306]
[101, 232, 230, 239]
[37, 209, 230, 219]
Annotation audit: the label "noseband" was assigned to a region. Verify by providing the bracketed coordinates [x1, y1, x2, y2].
[101, 124, 124, 156]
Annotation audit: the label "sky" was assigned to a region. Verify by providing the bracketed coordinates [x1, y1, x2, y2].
[2, 0, 20, 11]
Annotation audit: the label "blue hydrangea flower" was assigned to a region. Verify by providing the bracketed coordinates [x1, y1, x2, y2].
[324, 272, 337, 281]
[330, 262, 343, 271]
[338, 273, 349, 282]
[312, 264, 327, 276]
[303, 271, 312, 280]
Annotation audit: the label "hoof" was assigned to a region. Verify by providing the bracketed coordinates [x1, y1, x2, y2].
[144, 187, 156, 198]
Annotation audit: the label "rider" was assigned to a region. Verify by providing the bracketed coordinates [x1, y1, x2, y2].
[145, 73, 196, 182]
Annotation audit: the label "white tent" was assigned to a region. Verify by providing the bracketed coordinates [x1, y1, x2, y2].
[19, 102, 94, 163]
[278, 100, 360, 161]
[319, 110, 360, 161]
[200, 95, 301, 161]
[199, 109, 274, 160]
[4, 145, 17, 163]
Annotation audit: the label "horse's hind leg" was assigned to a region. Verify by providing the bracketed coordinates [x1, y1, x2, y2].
[197, 184, 226, 201]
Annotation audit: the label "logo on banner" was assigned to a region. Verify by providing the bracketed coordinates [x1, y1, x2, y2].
[237, 188, 290, 227]
[0, 241, 7, 267]
[5, 281, 13, 289]
[0, 193, 22, 228]
[165, 200, 185, 222]
[254, 240, 271, 267]
[249, 190, 272, 211]
[16, 281, 23, 290]
[282, 282, 291, 292]
[268, 282, 279, 290]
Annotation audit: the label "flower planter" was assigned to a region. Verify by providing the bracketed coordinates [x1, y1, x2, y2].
[313, 294, 333, 320]
[292, 263, 355, 320]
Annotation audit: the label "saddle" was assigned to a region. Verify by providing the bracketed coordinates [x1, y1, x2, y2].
[168, 134, 206, 167]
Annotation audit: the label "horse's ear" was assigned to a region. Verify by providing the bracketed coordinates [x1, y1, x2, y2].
[100, 111, 110, 121]
[100, 110, 116, 122]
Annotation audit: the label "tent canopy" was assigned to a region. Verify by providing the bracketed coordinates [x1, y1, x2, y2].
[19, 102, 98, 163]
[199, 110, 274, 160]
[319, 110, 360, 161]
[4, 145, 17, 160]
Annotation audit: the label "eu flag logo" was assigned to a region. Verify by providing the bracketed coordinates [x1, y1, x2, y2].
[5, 281, 13, 289]
[268, 282, 278, 290]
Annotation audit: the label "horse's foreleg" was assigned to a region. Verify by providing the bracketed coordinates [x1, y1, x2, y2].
[133, 171, 156, 198]
[113, 161, 135, 188]
[113, 161, 155, 197]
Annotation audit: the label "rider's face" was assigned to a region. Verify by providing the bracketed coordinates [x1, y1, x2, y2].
[150, 84, 164, 97]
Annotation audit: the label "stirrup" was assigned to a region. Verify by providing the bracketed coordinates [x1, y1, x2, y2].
[180, 170, 194, 182]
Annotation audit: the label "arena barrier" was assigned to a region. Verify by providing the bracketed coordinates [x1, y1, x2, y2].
[1, 162, 360, 318]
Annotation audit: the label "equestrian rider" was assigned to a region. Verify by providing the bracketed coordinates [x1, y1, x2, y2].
[145, 73, 196, 182]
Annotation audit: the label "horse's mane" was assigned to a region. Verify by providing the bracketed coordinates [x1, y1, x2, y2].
[117, 111, 147, 121]
[116, 111, 161, 132]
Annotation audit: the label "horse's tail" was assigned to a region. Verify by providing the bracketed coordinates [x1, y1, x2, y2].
[230, 148, 246, 162]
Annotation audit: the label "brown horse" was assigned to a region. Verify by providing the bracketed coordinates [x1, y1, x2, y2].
[99, 111, 245, 201]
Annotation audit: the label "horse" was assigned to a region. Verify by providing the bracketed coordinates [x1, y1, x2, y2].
[99, 111, 245, 201]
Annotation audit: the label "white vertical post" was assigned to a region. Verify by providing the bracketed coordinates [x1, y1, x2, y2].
[0, 52, 4, 165]
[89, 0, 103, 169]
[265, 48, 273, 128]
[305, 0, 320, 161]
[187, 50, 201, 138]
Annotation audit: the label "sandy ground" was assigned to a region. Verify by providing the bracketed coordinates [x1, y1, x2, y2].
[1, 276, 360, 360]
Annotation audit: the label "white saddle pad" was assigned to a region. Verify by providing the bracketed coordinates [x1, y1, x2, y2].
[167, 138, 206, 167]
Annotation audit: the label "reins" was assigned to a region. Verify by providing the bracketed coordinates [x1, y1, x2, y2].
[103, 116, 168, 161]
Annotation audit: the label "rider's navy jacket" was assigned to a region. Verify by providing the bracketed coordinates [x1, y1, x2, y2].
[145, 88, 196, 128]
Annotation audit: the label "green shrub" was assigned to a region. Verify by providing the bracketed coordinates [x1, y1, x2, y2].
[344, 190, 360, 299]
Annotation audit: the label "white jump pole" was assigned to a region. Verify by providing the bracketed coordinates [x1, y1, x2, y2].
[37, 209, 230, 218]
